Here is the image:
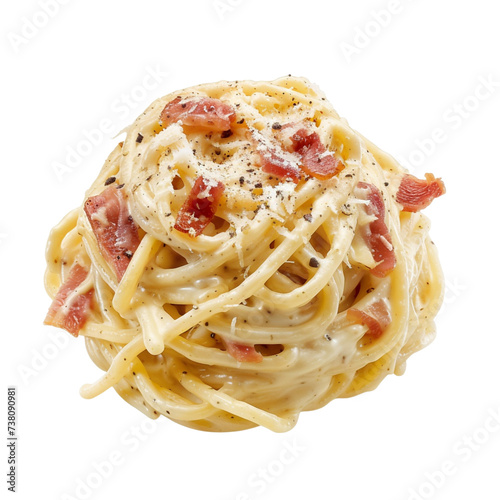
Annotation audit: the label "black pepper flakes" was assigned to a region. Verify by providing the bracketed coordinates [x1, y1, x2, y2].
[221, 130, 233, 139]
[341, 204, 352, 216]
[136, 133, 144, 143]
[272, 122, 282, 130]
[309, 257, 320, 268]
[104, 176, 116, 186]
[303, 214, 313, 223]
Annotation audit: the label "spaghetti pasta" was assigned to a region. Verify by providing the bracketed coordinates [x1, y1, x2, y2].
[44, 76, 445, 432]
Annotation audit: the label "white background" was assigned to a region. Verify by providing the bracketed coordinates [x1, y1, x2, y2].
[2, 1, 500, 499]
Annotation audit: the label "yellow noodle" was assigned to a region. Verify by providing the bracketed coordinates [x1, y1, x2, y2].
[44, 76, 444, 432]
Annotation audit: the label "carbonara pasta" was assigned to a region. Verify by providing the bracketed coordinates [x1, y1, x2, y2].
[44, 76, 445, 432]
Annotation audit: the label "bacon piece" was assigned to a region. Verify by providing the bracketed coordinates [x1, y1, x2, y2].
[44, 263, 93, 337]
[257, 146, 301, 182]
[84, 186, 140, 281]
[354, 182, 396, 277]
[174, 176, 225, 237]
[396, 173, 446, 212]
[160, 97, 236, 132]
[288, 128, 344, 180]
[346, 300, 391, 339]
[223, 338, 263, 363]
